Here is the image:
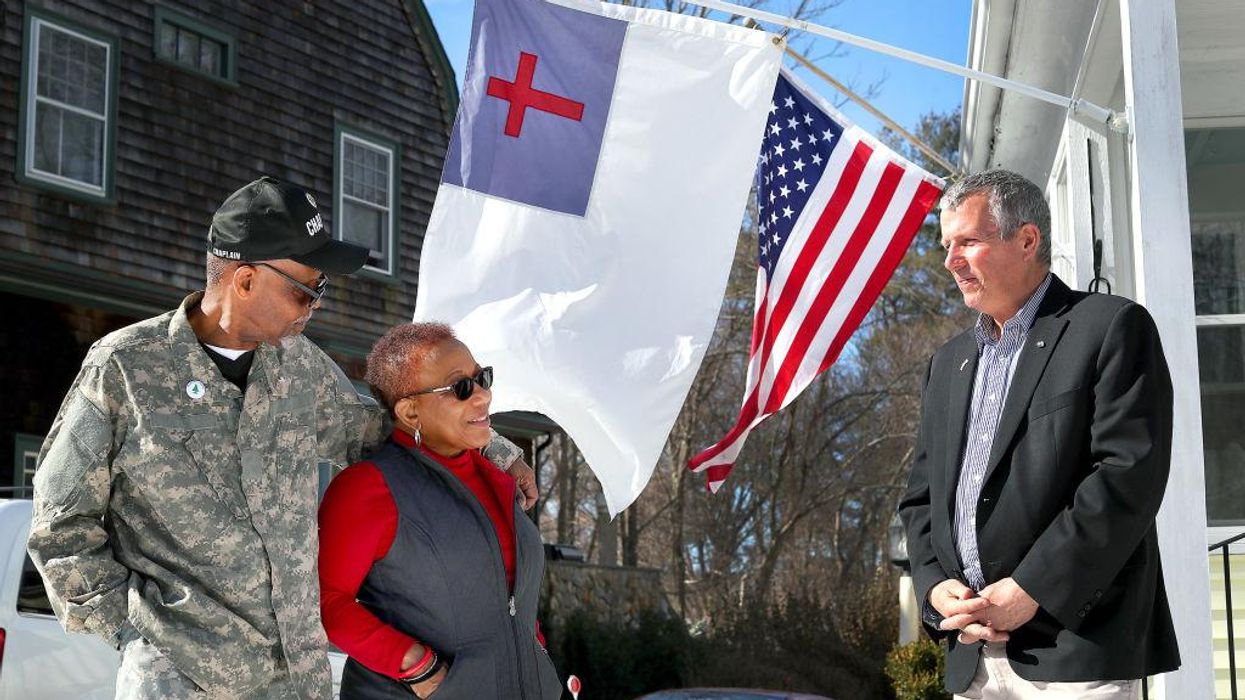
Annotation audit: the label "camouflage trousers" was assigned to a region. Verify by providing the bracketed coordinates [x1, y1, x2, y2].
[117, 636, 301, 700]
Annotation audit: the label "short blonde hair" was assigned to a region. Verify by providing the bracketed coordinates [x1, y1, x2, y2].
[365, 322, 457, 412]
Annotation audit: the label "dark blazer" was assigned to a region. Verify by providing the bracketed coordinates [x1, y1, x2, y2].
[898, 275, 1180, 692]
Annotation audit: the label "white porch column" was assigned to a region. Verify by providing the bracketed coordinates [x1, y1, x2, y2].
[1120, 1, 1214, 698]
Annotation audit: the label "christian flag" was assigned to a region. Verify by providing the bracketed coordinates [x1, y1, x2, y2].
[414, 0, 781, 515]
[688, 69, 944, 492]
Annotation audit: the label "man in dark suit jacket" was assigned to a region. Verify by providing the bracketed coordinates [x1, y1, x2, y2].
[897, 170, 1180, 698]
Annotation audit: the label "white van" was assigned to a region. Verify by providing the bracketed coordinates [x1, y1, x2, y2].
[0, 499, 347, 699]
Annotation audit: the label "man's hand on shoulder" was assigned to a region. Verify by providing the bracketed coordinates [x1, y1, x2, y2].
[931, 578, 1009, 644]
[507, 458, 538, 511]
[482, 431, 538, 510]
[978, 577, 1039, 632]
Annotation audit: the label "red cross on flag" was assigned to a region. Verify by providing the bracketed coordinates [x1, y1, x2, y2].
[415, 0, 782, 515]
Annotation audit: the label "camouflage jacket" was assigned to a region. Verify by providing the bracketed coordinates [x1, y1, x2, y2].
[26, 293, 387, 699]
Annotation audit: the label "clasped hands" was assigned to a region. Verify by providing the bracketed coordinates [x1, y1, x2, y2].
[930, 577, 1039, 644]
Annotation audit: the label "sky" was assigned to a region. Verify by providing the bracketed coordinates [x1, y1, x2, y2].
[423, 0, 972, 149]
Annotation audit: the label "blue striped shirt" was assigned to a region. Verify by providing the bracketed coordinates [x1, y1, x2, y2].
[954, 274, 1052, 590]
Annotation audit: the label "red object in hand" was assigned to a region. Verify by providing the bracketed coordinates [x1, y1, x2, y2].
[567, 674, 582, 699]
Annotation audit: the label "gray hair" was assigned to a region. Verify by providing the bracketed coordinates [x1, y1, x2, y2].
[205, 254, 240, 288]
[365, 322, 458, 413]
[940, 169, 1051, 267]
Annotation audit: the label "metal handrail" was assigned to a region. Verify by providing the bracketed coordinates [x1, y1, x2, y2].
[0, 486, 34, 499]
[1205, 528, 1245, 697]
[1141, 531, 1245, 700]
[1211, 531, 1245, 700]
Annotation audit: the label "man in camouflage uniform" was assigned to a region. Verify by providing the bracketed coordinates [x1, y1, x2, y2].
[27, 177, 535, 700]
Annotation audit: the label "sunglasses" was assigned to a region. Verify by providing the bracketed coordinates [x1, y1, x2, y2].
[403, 366, 494, 402]
[252, 262, 329, 306]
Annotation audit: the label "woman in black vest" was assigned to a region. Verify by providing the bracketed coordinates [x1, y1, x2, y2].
[318, 322, 562, 700]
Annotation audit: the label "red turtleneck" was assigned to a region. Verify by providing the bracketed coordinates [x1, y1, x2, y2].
[317, 430, 525, 678]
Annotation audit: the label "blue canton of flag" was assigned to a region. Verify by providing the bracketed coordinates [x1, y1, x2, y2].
[756, 73, 845, 277]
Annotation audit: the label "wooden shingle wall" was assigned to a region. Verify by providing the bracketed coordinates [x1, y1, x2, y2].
[0, 0, 456, 358]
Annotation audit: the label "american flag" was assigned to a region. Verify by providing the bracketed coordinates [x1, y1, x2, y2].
[688, 69, 943, 492]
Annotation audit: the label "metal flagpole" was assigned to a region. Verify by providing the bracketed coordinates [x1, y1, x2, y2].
[783, 47, 961, 176]
[683, 0, 1130, 134]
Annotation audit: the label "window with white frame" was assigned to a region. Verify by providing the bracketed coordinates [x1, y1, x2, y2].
[1046, 121, 1118, 293]
[153, 8, 236, 83]
[1185, 127, 1245, 525]
[21, 14, 115, 197]
[336, 129, 398, 275]
[13, 433, 43, 493]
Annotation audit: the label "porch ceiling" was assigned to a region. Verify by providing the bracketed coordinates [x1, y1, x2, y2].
[963, 0, 1245, 182]
[962, 0, 1100, 184]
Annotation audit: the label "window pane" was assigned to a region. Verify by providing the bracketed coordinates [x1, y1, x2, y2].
[341, 135, 393, 270]
[199, 38, 221, 74]
[343, 142, 362, 197]
[33, 102, 62, 175]
[1198, 325, 1245, 523]
[342, 201, 384, 253]
[22, 450, 37, 486]
[177, 30, 200, 67]
[343, 140, 390, 207]
[82, 43, 107, 113]
[60, 109, 104, 186]
[33, 102, 103, 186]
[158, 22, 177, 60]
[35, 22, 106, 113]
[1186, 128, 1245, 315]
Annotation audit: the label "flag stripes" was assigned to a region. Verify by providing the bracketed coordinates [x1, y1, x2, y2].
[690, 69, 943, 492]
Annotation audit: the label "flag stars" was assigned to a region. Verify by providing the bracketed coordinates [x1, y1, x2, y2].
[757, 78, 847, 268]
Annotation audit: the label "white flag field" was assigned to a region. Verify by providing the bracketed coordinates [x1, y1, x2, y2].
[414, 0, 781, 515]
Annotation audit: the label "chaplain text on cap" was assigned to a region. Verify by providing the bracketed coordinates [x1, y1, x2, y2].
[208, 176, 369, 275]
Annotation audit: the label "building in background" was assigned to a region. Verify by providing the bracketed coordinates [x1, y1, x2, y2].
[0, 0, 555, 491]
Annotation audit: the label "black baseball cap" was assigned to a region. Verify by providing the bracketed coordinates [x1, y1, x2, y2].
[207, 176, 369, 275]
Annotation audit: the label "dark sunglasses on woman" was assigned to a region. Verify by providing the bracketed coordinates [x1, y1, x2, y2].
[404, 366, 494, 401]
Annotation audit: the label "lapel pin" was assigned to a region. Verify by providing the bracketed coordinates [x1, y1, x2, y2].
[1036, 340, 1046, 348]
[959, 358, 970, 372]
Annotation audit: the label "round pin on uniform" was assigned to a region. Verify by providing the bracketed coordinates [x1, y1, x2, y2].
[567, 675, 581, 699]
[185, 380, 206, 400]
